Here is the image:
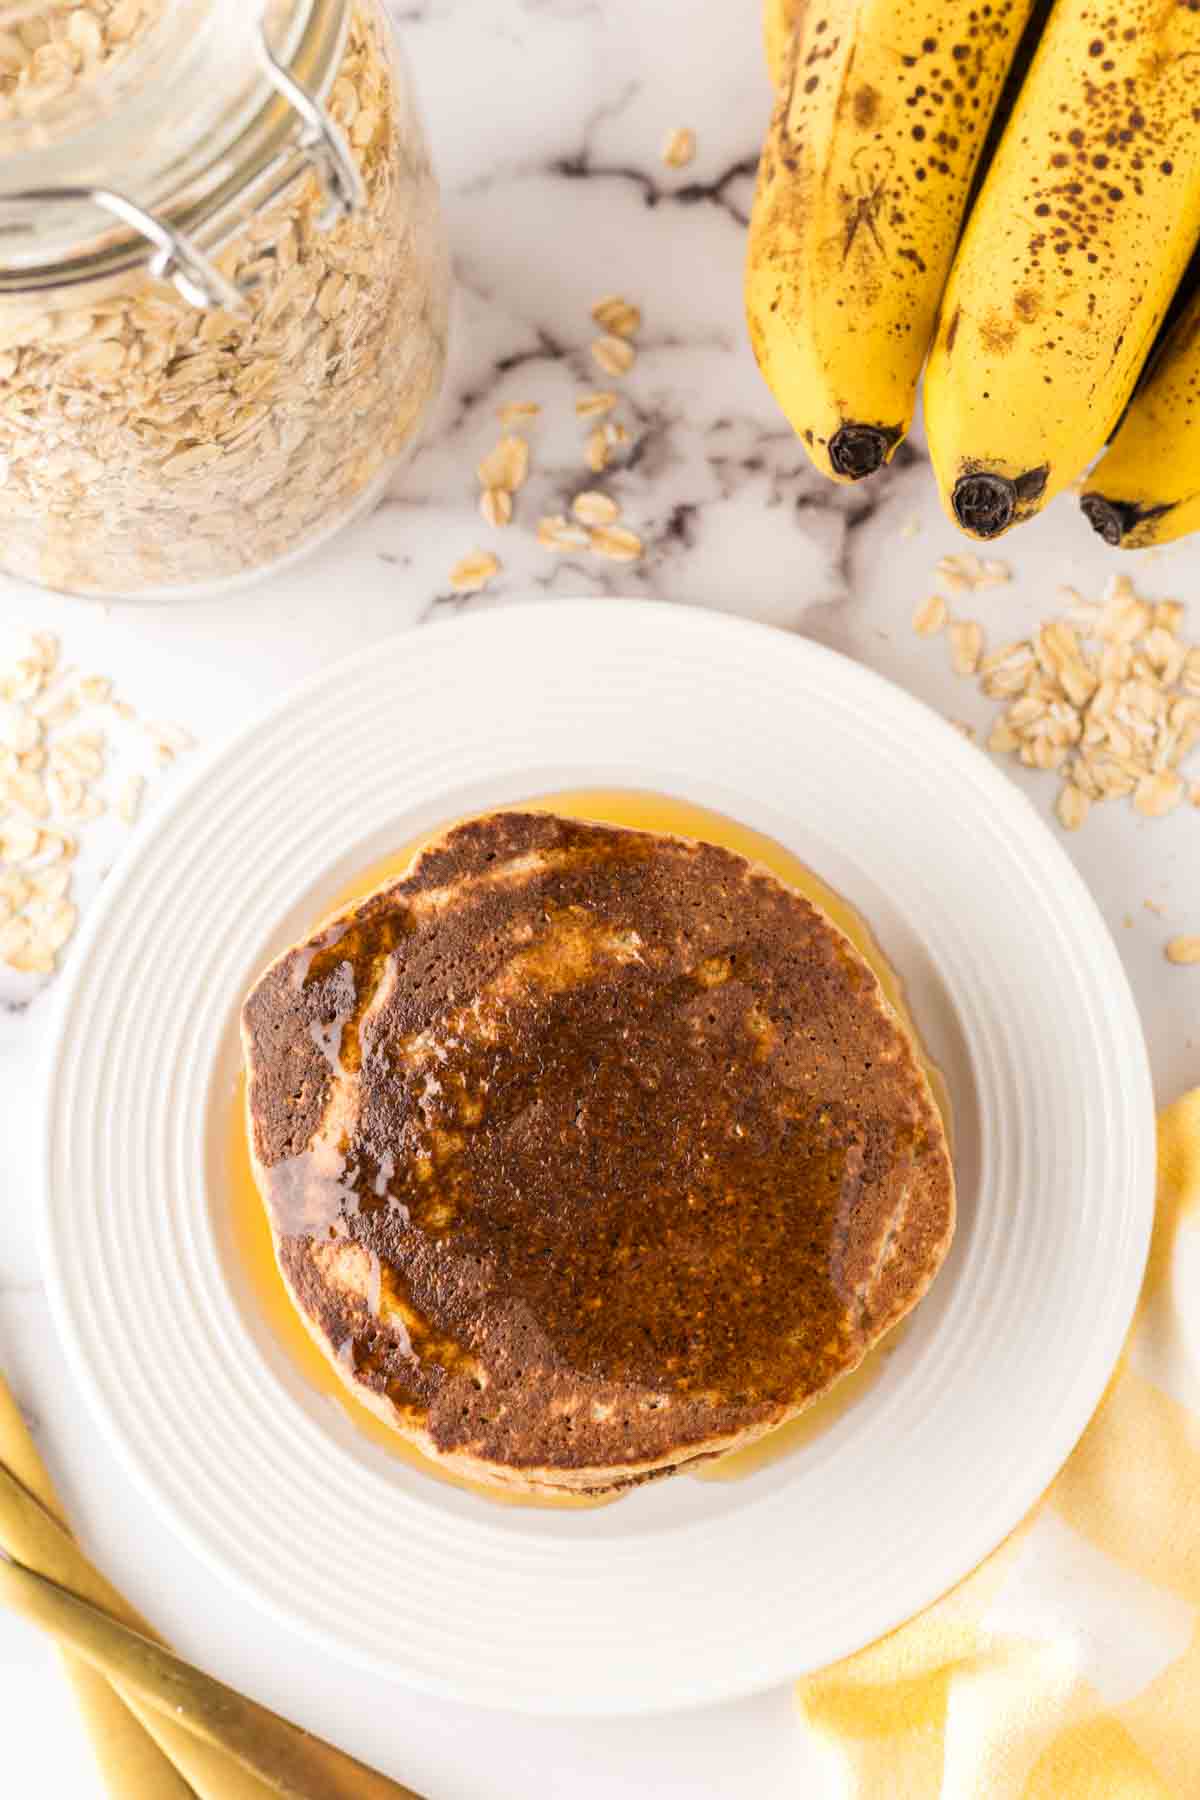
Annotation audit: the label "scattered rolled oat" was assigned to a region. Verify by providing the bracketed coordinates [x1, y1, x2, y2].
[605, 420, 630, 450]
[935, 556, 971, 595]
[6, 769, 48, 818]
[948, 620, 984, 676]
[591, 335, 636, 378]
[476, 435, 529, 493]
[571, 491, 620, 527]
[0, 820, 40, 863]
[585, 428, 611, 474]
[479, 487, 513, 529]
[591, 297, 641, 339]
[662, 127, 696, 169]
[912, 593, 947, 637]
[1056, 784, 1090, 831]
[576, 392, 617, 418]
[1134, 771, 1183, 818]
[925, 569, 1200, 830]
[588, 524, 643, 564]
[117, 775, 145, 826]
[934, 552, 1010, 594]
[537, 515, 590, 552]
[0, 630, 193, 975]
[449, 551, 500, 594]
[497, 402, 540, 425]
[1166, 936, 1200, 965]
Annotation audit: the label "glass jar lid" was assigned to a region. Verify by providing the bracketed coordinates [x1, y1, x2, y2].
[0, 0, 357, 307]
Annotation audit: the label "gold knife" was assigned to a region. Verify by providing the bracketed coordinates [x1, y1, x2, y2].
[0, 1543, 427, 1800]
[0, 1375, 290, 1800]
[0, 1378, 195, 1798]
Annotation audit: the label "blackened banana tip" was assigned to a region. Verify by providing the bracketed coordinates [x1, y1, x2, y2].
[1080, 494, 1129, 547]
[829, 425, 889, 481]
[952, 472, 1016, 539]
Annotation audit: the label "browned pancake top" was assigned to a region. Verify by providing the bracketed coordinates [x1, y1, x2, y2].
[242, 811, 953, 1477]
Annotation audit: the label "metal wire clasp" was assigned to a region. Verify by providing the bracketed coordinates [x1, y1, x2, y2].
[0, 14, 365, 313]
[0, 185, 248, 312]
[256, 29, 366, 231]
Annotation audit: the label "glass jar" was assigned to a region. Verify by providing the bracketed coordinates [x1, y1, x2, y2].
[0, 0, 449, 599]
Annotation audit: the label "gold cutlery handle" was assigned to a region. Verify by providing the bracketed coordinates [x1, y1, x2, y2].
[0, 1549, 427, 1800]
[0, 1398, 279, 1800]
[0, 1379, 195, 1798]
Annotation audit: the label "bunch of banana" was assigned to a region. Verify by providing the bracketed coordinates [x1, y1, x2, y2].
[748, 0, 1200, 548]
[925, 0, 1200, 539]
[1080, 291, 1200, 549]
[746, 0, 1036, 483]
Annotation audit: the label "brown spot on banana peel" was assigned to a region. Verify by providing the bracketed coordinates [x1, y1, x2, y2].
[851, 83, 879, 128]
[979, 311, 1018, 356]
[952, 464, 1049, 538]
[944, 306, 961, 354]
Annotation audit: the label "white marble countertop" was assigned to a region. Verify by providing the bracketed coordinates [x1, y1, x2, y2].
[2, 1, 1199, 1792]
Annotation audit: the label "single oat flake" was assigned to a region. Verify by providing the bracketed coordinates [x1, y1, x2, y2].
[1056, 784, 1090, 832]
[449, 551, 500, 594]
[476, 435, 530, 493]
[948, 620, 984, 677]
[117, 775, 145, 826]
[571, 491, 620, 527]
[590, 335, 636, 378]
[537, 515, 590, 553]
[576, 392, 617, 419]
[1166, 936, 1200, 965]
[591, 297, 641, 340]
[585, 429, 611, 474]
[588, 524, 642, 564]
[912, 593, 947, 637]
[497, 402, 540, 425]
[662, 127, 696, 169]
[479, 487, 513, 529]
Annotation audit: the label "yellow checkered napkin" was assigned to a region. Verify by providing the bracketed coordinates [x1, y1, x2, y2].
[797, 1092, 1200, 1798]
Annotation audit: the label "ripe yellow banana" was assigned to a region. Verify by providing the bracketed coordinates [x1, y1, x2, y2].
[746, 0, 1034, 484]
[924, 0, 1200, 540]
[764, 0, 803, 89]
[1081, 290, 1200, 547]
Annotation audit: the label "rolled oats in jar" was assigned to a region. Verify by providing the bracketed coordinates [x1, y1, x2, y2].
[0, 0, 449, 597]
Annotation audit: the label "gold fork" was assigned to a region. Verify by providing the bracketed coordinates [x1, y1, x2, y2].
[0, 1374, 425, 1798]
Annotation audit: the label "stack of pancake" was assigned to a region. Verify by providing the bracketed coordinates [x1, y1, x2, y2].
[242, 811, 954, 1497]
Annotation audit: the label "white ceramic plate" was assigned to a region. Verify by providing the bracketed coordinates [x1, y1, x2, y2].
[42, 599, 1154, 1715]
